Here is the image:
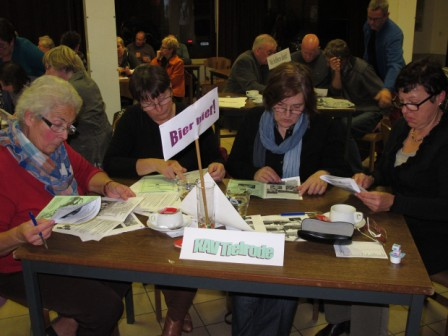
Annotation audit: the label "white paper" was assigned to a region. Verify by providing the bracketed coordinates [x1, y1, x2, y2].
[180, 227, 285, 266]
[133, 192, 180, 215]
[160, 88, 219, 160]
[97, 197, 143, 222]
[246, 214, 305, 242]
[320, 175, 366, 193]
[334, 241, 388, 259]
[130, 175, 177, 194]
[180, 173, 253, 231]
[227, 176, 302, 200]
[218, 97, 247, 108]
[267, 48, 291, 70]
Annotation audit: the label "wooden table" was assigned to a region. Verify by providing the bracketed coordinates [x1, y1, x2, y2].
[15, 187, 432, 336]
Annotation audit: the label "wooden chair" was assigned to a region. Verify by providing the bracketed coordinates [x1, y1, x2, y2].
[184, 70, 194, 105]
[201, 57, 231, 96]
[430, 271, 448, 336]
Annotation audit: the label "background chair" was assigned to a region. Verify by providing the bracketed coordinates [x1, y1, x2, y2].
[201, 57, 231, 95]
[430, 271, 448, 336]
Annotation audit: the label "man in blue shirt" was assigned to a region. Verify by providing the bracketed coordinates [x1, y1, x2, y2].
[363, 0, 405, 108]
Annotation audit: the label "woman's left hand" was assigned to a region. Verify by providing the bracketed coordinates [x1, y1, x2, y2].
[355, 191, 395, 212]
[104, 181, 136, 200]
[207, 162, 226, 182]
[298, 171, 328, 195]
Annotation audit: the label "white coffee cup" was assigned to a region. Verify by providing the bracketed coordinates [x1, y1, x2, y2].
[246, 90, 259, 98]
[330, 204, 363, 224]
[149, 207, 183, 229]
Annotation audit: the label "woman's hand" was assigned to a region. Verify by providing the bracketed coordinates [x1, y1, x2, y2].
[208, 162, 226, 182]
[353, 173, 374, 190]
[355, 191, 395, 212]
[298, 170, 328, 195]
[16, 218, 54, 246]
[104, 181, 136, 200]
[254, 167, 281, 183]
[156, 159, 187, 179]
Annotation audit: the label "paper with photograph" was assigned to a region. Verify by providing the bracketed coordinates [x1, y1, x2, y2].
[227, 176, 302, 200]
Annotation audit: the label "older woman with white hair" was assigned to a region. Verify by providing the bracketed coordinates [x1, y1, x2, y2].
[0, 75, 135, 335]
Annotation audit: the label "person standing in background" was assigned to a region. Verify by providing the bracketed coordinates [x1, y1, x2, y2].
[0, 18, 44, 78]
[60, 30, 88, 70]
[363, 0, 405, 108]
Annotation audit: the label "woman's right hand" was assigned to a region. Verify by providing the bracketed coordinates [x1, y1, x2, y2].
[353, 173, 374, 190]
[16, 218, 54, 246]
[254, 167, 281, 183]
[154, 159, 187, 179]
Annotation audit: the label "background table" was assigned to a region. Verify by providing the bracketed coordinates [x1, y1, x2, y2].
[15, 186, 433, 336]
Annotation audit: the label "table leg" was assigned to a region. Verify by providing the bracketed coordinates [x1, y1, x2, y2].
[22, 260, 46, 336]
[405, 294, 425, 336]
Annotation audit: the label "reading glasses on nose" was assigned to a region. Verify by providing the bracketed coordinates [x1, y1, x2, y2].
[40, 115, 76, 135]
[273, 104, 304, 115]
[393, 94, 434, 111]
[140, 94, 173, 110]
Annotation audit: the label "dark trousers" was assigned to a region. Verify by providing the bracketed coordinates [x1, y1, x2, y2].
[231, 293, 298, 336]
[0, 272, 129, 336]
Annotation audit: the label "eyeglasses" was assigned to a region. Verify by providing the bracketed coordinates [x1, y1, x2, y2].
[357, 217, 387, 244]
[367, 15, 386, 22]
[393, 94, 434, 111]
[273, 103, 304, 116]
[140, 94, 172, 110]
[40, 115, 76, 135]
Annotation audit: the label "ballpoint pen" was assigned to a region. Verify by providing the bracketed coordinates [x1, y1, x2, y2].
[29, 211, 48, 249]
[280, 212, 316, 216]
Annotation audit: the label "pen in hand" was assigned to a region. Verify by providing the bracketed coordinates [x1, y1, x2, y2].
[29, 212, 48, 249]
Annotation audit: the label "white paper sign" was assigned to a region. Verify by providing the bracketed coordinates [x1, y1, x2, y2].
[159, 88, 219, 160]
[267, 48, 291, 70]
[180, 227, 285, 266]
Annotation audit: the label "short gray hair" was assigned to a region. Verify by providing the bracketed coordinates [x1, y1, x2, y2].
[368, 0, 389, 14]
[15, 75, 82, 122]
[252, 34, 277, 52]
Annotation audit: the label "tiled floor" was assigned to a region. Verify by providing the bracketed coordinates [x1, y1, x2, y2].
[1, 133, 445, 336]
[1, 282, 448, 335]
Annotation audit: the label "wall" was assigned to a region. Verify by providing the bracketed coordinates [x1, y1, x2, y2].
[83, 0, 120, 123]
[389, 0, 417, 64]
[413, 0, 448, 63]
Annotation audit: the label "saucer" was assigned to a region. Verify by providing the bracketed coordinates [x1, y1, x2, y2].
[323, 212, 366, 229]
[147, 214, 192, 232]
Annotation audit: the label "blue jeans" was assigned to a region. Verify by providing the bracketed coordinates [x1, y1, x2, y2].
[231, 293, 298, 336]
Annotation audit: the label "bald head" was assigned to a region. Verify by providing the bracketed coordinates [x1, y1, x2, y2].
[301, 34, 320, 63]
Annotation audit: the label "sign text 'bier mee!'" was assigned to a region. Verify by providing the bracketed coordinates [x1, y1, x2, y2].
[193, 239, 274, 260]
[169, 99, 217, 147]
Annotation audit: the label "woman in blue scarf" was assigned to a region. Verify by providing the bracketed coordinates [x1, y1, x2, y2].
[226, 62, 351, 196]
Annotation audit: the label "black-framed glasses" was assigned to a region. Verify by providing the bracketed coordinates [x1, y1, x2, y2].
[40, 115, 76, 135]
[393, 94, 434, 111]
[140, 94, 173, 110]
[273, 103, 304, 116]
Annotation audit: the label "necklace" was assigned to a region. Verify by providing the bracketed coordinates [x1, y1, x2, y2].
[410, 115, 442, 143]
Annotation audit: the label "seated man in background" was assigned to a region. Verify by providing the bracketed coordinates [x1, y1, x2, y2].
[224, 34, 277, 94]
[324, 39, 387, 172]
[127, 31, 156, 65]
[291, 33, 330, 89]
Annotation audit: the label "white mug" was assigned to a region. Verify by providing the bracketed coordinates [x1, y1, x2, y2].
[252, 94, 263, 104]
[246, 90, 259, 98]
[330, 204, 363, 224]
[149, 207, 183, 229]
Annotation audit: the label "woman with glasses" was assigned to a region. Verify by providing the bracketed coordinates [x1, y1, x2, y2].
[103, 64, 225, 182]
[44, 45, 113, 167]
[226, 62, 352, 336]
[0, 75, 135, 335]
[150, 35, 185, 102]
[226, 61, 351, 196]
[317, 59, 448, 336]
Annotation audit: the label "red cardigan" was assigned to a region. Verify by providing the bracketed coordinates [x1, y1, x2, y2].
[0, 143, 100, 273]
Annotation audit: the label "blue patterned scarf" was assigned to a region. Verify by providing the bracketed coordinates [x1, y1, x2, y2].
[0, 119, 78, 195]
[253, 110, 309, 178]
